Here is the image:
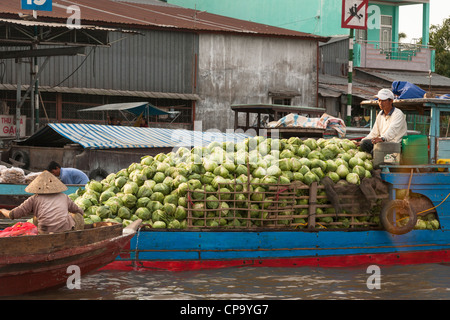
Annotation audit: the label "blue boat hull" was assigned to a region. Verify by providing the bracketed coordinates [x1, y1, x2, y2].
[106, 227, 450, 271]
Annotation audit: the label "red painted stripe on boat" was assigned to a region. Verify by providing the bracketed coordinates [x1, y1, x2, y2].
[100, 250, 450, 271]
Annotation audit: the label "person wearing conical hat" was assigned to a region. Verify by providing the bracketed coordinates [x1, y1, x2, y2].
[0, 171, 85, 234]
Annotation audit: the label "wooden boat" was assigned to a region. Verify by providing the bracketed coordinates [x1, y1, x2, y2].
[104, 170, 450, 272]
[103, 98, 450, 271]
[0, 219, 141, 297]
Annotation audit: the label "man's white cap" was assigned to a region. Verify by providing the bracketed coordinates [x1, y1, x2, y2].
[375, 88, 394, 100]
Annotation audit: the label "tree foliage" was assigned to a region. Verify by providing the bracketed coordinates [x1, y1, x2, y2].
[429, 17, 450, 77]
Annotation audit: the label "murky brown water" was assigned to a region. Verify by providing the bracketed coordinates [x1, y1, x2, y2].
[10, 263, 450, 300]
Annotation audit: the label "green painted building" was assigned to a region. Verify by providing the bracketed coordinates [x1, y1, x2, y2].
[167, 0, 433, 72]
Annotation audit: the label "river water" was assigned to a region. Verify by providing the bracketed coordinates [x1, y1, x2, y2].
[12, 263, 450, 301]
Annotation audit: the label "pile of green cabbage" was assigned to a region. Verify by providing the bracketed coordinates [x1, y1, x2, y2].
[414, 213, 440, 230]
[69, 136, 375, 229]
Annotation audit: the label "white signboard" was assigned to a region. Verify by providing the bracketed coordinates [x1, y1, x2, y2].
[0, 115, 26, 137]
[341, 0, 368, 30]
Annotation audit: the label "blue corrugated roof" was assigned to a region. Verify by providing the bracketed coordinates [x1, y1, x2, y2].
[47, 123, 250, 149]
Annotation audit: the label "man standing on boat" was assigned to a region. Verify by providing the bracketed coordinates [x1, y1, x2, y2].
[357, 88, 407, 153]
[47, 161, 89, 185]
[0, 171, 84, 234]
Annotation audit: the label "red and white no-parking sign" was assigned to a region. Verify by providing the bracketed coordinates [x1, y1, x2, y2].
[341, 0, 368, 29]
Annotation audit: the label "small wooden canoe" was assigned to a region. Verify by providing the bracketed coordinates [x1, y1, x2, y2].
[0, 219, 141, 297]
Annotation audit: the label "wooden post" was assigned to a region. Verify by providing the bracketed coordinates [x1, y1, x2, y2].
[308, 182, 317, 229]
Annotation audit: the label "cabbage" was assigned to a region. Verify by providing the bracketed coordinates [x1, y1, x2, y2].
[326, 171, 340, 183]
[104, 197, 122, 215]
[206, 195, 220, 209]
[311, 159, 326, 171]
[298, 165, 310, 175]
[99, 190, 115, 203]
[86, 180, 103, 193]
[352, 165, 366, 179]
[346, 172, 360, 185]
[117, 206, 131, 220]
[266, 165, 282, 177]
[414, 219, 427, 230]
[69, 193, 79, 201]
[89, 214, 102, 223]
[122, 194, 137, 208]
[153, 183, 170, 195]
[293, 172, 303, 181]
[84, 217, 94, 224]
[75, 197, 93, 211]
[168, 219, 181, 229]
[297, 145, 311, 157]
[153, 172, 166, 183]
[163, 203, 176, 215]
[303, 138, 317, 150]
[136, 197, 150, 208]
[175, 206, 187, 220]
[96, 205, 111, 219]
[77, 135, 377, 229]
[336, 164, 350, 179]
[355, 151, 367, 160]
[303, 172, 319, 186]
[152, 221, 167, 229]
[325, 160, 337, 172]
[311, 167, 324, 180]
[123, 182, 139, 195]
[252, 167, 267, 179]
[150, 191, 165, 203]
[364, 159, 373, 171]
[137, 185, 153, 198]
[192, 203, 206, 217]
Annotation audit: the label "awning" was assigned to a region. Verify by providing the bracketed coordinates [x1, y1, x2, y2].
[0, 84, 201, 101]
[18, 123, 250, 149]
[78, 102, 174, 116]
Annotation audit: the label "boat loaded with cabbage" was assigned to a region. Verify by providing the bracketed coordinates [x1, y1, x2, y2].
[3, 98, 449, 271]
[67, 98, 450, 271]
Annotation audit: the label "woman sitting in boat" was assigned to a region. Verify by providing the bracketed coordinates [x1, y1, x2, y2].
[0, 171, 85, 234]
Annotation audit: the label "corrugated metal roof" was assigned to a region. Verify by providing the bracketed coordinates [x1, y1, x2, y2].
[0, 17, 121, 31]
[356, 69, 450, 88]
[319, 74, 380, 100]
[34, 123, 250, 149]
[0, 84, 200, 100]
[0, 0, 327, 40]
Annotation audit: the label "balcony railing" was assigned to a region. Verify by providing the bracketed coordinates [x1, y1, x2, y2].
[354, 40, 435, 72]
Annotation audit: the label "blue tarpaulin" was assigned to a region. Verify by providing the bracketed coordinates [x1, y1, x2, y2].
[391, 81, 426, 99]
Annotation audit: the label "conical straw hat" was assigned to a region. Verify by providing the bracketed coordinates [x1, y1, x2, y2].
[25, 170, 68, 194]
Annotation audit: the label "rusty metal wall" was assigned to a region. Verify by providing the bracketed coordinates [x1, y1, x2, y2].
[1, 29, 198, 94]
[319, 37, 349, 77]
[196, 34, 319, 132]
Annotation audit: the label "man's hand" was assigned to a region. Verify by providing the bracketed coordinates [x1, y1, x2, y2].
[371, 137, 383, 144]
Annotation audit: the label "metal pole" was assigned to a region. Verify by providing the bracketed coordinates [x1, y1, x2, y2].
[30, 56, 35, 135]
[347, 28, 354, 126]
[34, 57, 39, 132]
[15, 58, 22, 141]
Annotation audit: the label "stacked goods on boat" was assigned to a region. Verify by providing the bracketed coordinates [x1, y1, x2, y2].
[0, 166, 40, 184]
[68, 136, 437, 230]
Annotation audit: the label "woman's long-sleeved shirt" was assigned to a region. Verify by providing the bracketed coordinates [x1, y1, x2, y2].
[9, 193, 84, 234]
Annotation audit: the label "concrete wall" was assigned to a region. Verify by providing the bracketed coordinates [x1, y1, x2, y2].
[196, 34, 318, 132]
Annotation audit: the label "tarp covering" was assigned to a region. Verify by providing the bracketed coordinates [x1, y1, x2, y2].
[267, 113, 346, 138]
[78, 102, 174, 116]
[391, 81, 426, 99]
[19, 123, 250, 150]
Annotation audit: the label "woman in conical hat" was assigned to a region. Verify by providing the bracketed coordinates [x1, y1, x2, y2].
[0, 171, 85, 234]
